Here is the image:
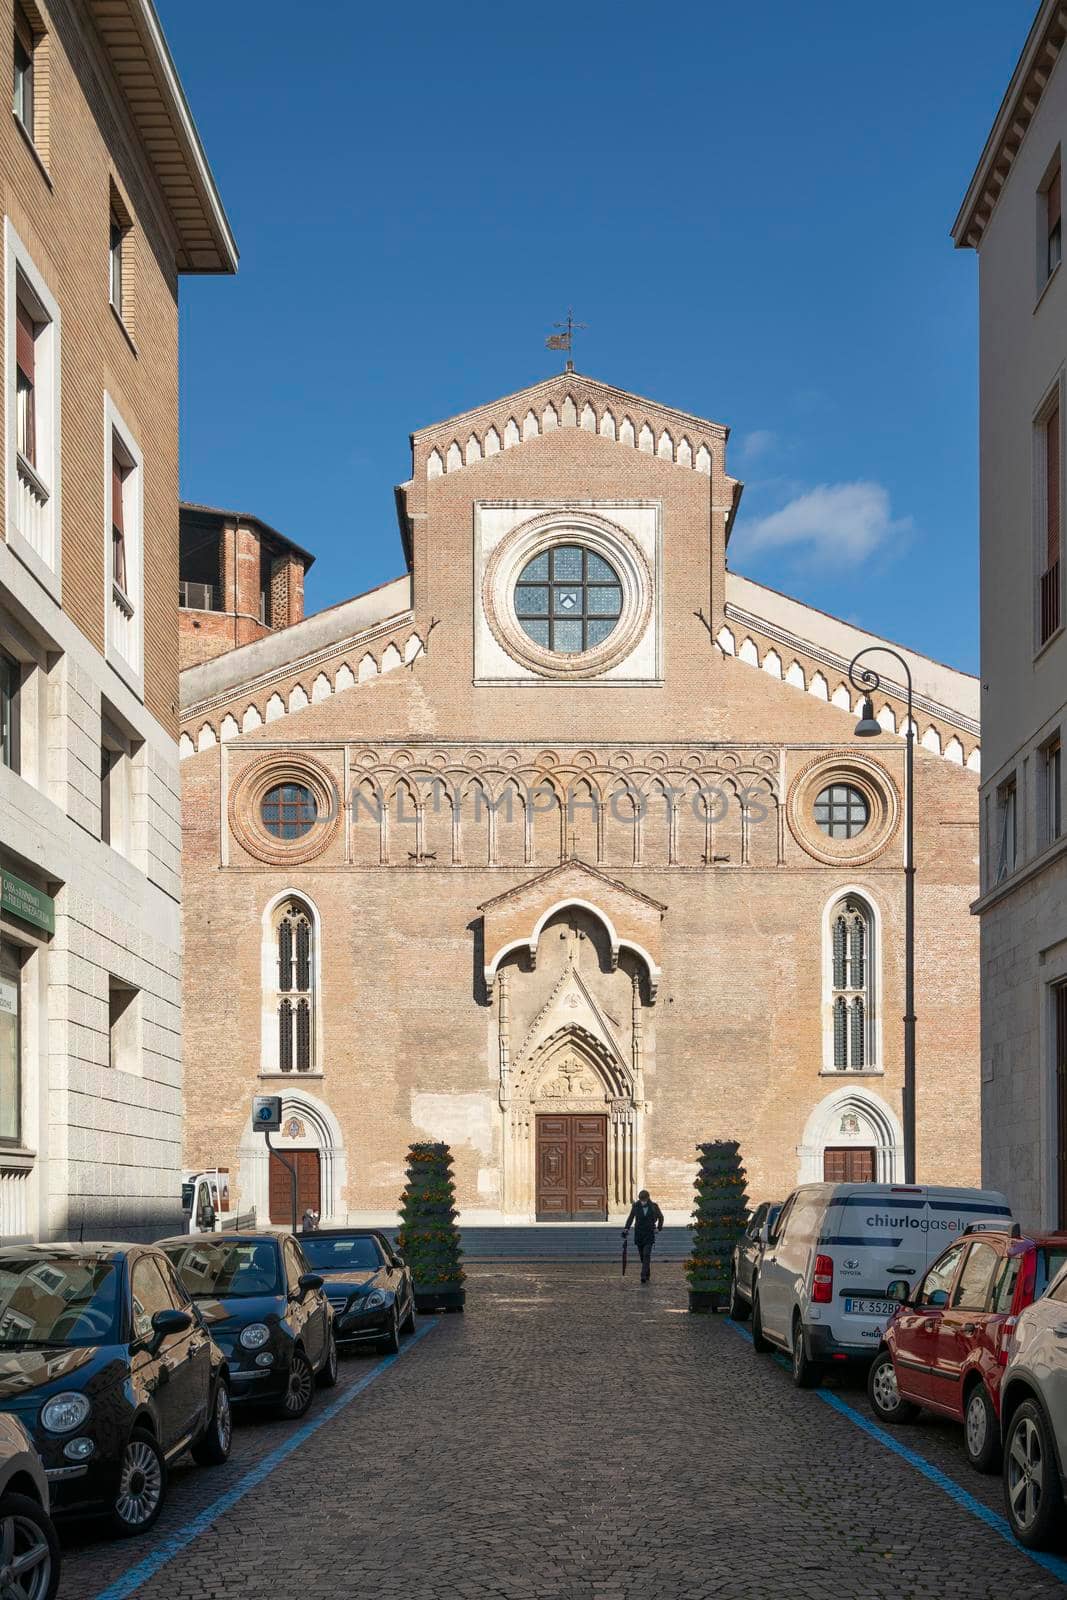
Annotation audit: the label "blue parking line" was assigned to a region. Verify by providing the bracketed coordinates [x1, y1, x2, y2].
[91, 1317, 438, 1600]
[723, 1317, 1067, 1584]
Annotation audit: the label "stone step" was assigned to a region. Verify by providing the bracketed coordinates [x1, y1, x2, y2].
[384, 1225, 692, 1261]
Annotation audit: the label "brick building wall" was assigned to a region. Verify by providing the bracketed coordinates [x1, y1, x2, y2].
[179, 376, 982, 1225]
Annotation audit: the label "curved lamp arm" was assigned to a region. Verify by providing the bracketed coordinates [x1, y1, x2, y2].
[847, 644, 913, 726]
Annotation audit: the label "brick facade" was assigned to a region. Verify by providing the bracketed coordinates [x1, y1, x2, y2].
[179, 375, 982, 1225]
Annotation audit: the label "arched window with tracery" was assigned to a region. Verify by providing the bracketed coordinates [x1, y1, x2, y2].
[276, 899, 314, 1071]
[828, 895, 874, 1071]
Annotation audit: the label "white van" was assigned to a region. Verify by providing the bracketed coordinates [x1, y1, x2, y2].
[752, 1183, 1012, 1386]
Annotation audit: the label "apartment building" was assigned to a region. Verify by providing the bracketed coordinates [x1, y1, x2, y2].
[0, 0, 235, 1239]
[954, 0, 1067, 1226]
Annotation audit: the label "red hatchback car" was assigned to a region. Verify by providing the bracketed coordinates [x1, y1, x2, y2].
[868, 1227, 1067, 1472]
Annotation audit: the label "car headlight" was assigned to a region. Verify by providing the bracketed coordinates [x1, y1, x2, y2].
[363, 1291, 388, 1310]
[239, 1322, 271, 1350]
[41, 1393, 91, 1434]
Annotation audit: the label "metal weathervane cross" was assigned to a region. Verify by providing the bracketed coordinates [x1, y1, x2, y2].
[546, 309, 587, 373]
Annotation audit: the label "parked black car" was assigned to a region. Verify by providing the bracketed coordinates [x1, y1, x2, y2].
[729, 1201, 781, 1320]
[158, 1233, 336, 1418]
[297, 1230, 416, 1354]
[0, 1243, 231, 1538]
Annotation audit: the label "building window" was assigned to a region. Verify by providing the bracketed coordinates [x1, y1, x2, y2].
[107, 979, 139, 1074]
[261, 783, 317, 840]
[814, 784, 869, 840]
[100, 712, 133, 854]
[12, 6, 34, 142]
[827, 895, 875, 1071]
[0, 942, 22, 1144]
[996, 775, 1018, 883]
[104, 397, 142, 687]
[1041, 403, 1062, 647]
[1045, 736, 1063, 847]
[1048, 166, 1062, 281]
[108, 184, 132, 330]
[7, 225, 60, 583]
[275, 900, 314, 1072]
[0, 652, 20, 773]
[513, 545, 623, 654]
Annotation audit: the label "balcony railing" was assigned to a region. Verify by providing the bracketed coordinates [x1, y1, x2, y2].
[179, 580, 219, 611]
[1041, 560, 1062, 646]
[15, 453, 50, 564]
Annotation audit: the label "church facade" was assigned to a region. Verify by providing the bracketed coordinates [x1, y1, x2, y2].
[178, 374, 982, 1223]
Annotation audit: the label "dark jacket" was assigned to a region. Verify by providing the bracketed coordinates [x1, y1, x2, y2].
[623, 1200, 664, 1243]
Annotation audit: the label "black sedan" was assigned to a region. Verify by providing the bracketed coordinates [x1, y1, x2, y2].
[0, 1243, 231, 1537]
[298, 1230, 416, 1353]
[158, 1233, 336, 1419]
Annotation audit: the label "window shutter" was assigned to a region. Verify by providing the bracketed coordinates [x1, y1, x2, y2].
[112, 452, 125, 537]
[850, 916, 865, 990]
[832, 916, 846, 990]
[295, 916, 311, 992]
[1049, 407, 1061, 568]
[851, 998, 865, 1069]
[15, 302, 34, 382]
[296, 999, 311, 1071]
[278, 916, 292, 991]
[834, 998, 847, 1069]
[279, 998, 293, 1071]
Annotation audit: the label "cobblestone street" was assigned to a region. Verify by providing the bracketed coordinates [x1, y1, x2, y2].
[63, 1264, 1067, 1600]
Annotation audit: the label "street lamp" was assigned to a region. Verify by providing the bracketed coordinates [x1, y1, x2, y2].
[848, 647, 916, 1185]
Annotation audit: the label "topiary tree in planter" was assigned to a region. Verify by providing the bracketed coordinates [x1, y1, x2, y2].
[685, 1140, 749, 1313]
[396, 1141, 466, 1313]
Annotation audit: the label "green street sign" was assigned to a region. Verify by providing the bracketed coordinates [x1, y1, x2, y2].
[0, 870, 54, 934]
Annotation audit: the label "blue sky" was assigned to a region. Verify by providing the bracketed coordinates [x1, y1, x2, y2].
[161, 0, 1036, 676]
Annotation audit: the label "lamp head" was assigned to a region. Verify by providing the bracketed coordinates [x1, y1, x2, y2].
[854, 696, 882, 738]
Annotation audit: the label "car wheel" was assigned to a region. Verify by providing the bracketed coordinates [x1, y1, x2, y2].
[317, 1332, 339, 1389]
[868, 1350, 920, 1425]
[400, 1293, 416, 1336]
[791, 1318, 821, 1389]
[1004, 1399, 1063, 1548]
[192, 1380, 232, 1466]
[751, 1294, 772, 1354]
[0, 1490, 60, 1600]
[378, 1305, 401, 1356]
[728, 1272, 751, 1322]
[276, 1349, 315, 1421]
[964, 1382, 1001, 1474]
[111, 1428, 166, 1538]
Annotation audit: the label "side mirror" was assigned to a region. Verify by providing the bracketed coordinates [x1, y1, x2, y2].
[202, 1205, 216, 1231]
[757, 1222, 771, 1247]
[887, 1279, 910, 1305]
[149, 1308, 192, 1350]
[297, 1272, 324, 1299]
[927, 1288, 949, 1310]
[392, 1253, 406, 1268]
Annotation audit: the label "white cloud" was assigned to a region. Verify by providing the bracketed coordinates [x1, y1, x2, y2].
[739, 481, 911, 567]
[738, 428, 777, 462]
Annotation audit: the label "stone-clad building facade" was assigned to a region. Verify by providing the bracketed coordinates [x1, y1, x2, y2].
[179, 374, 982, 1223]
[0, 0, 235, 1238]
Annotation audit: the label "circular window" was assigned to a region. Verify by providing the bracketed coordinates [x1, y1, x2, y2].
[513, 545, 623, 655]
[814, 784, 869, 840]
[261, 783, 318, 839]
[786, 756, 899, 866]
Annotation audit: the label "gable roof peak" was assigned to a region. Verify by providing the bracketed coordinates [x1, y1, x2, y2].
[411, 371, 729, 443]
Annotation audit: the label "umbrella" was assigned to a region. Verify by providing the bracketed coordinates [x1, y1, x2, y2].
[621, 1233, 629, 1276]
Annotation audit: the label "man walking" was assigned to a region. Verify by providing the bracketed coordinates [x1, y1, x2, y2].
[622, 1190, 664, 1283]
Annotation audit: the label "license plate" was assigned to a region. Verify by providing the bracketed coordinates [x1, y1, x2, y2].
[844, 1297, 897, 1318]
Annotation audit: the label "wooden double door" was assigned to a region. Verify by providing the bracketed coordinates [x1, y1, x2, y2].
[822, 1146, 875, 1183]
[536, 1115, 608, 1220]
[269, 1148, 321, 1224]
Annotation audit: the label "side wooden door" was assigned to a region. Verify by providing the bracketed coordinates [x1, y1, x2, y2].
[822, 1146, 875, 1183]
[269, 1149, 321, 1224]
[536, 1115, 607, 1220]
